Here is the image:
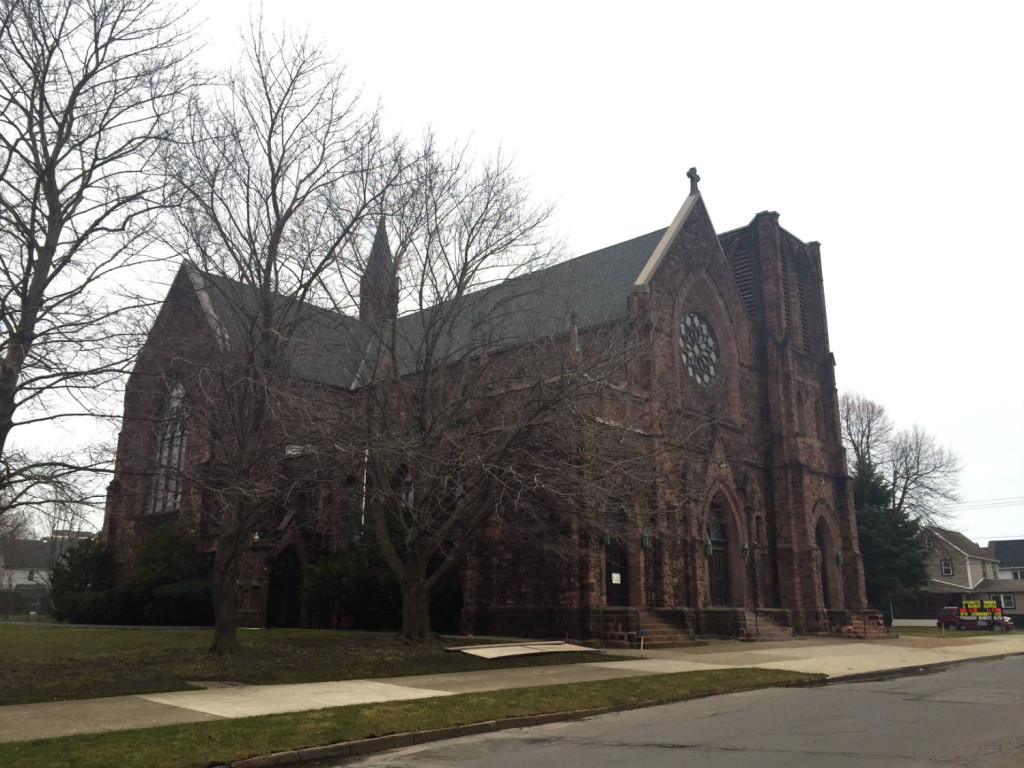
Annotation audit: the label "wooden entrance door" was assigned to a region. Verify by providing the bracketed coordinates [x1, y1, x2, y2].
[605, 539, 630, 606]
[708, 544, 731, 606]
[816, 524, 830, 610]
[707, 510, 731, 607]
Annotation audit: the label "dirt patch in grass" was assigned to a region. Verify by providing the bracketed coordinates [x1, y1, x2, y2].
[0, 625, 610, 705]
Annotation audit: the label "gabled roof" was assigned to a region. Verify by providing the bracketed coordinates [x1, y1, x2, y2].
[0, 539, 50, 569]
[171, 175, 726, 390]
[181, 266, 375, 391]
[377, 228, 668, 378]
[927, 526, 998, 561]
[175, 225, 671, 390]
[973, 578, 1024, 593]
[635, 169, 719, 288]
[992, 539, 1024, 568]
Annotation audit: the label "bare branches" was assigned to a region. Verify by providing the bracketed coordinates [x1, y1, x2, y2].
[158, 24, 403, 654]
[165, 21, 397, 311]
[840, 391, 893, 468]
[334, 146, 670, 639]
[840, 391, 961, 522]
[887, 424, 962, 520]
[0, 0, 194, 517]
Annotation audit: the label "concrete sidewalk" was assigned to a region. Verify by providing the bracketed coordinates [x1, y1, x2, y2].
[1, 633, 1020, 743]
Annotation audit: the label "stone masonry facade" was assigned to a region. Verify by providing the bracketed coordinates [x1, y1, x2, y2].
[103, 172, 881, 637]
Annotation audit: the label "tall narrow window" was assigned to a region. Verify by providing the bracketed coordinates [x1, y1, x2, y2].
[148, 381, 187, 514]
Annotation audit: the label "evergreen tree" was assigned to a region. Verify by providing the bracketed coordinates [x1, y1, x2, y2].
[851, 457, 928, 608]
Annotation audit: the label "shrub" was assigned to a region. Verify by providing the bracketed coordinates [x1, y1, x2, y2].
[143, 579, 214, 626]
[52, 524, 208, 625]
[127, 523, 201, 592]
[50, 538, 116, 608]
[302, 541, 401, 630]
[53, 591, 113, 624]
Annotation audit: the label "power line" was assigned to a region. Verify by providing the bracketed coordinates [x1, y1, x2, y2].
[945, 497, 1024, 512]
[949, 496, 1024, 505]
[953, 502, 1024, 512]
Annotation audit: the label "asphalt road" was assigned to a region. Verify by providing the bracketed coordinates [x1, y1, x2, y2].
[337, 655, 1023, 768]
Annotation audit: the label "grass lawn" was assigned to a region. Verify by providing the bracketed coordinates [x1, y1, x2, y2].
[0, 624, 612, 705]
[0, 668, 822, 768]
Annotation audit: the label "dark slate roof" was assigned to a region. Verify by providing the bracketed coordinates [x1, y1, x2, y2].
[992, 539, 1024, 568]
[512, 227, 667, 332]
[380, 228, 667, 378]
[928, 526, 997, 560]
[186, 228, 667, 389]
[189, 268, 375, 390]
[0, 539, 50, 569]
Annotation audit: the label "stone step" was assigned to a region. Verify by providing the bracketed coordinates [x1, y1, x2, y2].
[739, 610, 795, 641]
[596, 607, 699, 648]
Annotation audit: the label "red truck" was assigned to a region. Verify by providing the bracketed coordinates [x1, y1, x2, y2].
[937, 601, 1014, 632]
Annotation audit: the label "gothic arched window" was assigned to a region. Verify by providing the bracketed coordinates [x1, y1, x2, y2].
[148, 381, 187, 514]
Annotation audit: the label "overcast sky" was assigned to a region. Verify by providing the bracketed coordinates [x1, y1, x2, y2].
[82, 1, 1024, 543]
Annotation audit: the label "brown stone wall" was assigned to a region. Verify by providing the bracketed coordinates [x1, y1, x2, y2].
[463, 201, 868, 638]
[108, 193, 872, 639]
[102, 270, 358, 626]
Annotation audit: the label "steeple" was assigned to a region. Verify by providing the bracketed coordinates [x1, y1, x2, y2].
[360, 215, 399, 322]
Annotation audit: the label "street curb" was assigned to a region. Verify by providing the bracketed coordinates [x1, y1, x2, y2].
[226, 711, 606, 768]
[226, 691, 798, 767]
[226, 653, 1023, 767]
[820, 650, 1024, 685]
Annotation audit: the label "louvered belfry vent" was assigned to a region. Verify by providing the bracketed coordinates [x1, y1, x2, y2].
[731, 247, 756, 318]
[779, 257, 791, 332]
[794, 257, 811, 353]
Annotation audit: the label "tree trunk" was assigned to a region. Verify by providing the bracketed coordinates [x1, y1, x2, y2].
[397, 569, 434, 642]
[209, 525, 246, 655]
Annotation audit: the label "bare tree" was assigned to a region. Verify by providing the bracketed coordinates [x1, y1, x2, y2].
[886, 424, 961, 521]
[0, 0, 193, 530]
[341, 148, 656, 641]
[839, 391, 893, 468]
[840, 392, 961, 522]
[0, 505, 31, 539]
[162, 24, 400, 654]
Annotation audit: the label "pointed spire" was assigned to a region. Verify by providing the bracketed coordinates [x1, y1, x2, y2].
[360, 215, 399, 322]
[687, 167, 701, 196]
[369, 214, 392, 269]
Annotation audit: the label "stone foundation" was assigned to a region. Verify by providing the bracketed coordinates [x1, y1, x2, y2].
[826, 609, 889, 638]
[461, 606, 599, 641]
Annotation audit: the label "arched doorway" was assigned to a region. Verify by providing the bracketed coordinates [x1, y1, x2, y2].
[605, 537, 631, 606]
[815, 522, 830, 609]
[814, 512, 844, 611]
[706, 501, 731, 607]
[267, 548, 303, 628]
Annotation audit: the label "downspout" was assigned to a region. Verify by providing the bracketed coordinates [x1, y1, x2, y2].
[361, 447, 369, 530]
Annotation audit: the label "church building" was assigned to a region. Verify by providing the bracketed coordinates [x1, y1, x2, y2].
[102, 170, 884, 640]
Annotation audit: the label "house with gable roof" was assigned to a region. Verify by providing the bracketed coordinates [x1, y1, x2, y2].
[894, 528, 1022, 626]
[102, 170, 885, 640]
[921, 526, 1000, 594]
[982, 539, 1024, 625]
[0, 539, 51, 615]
